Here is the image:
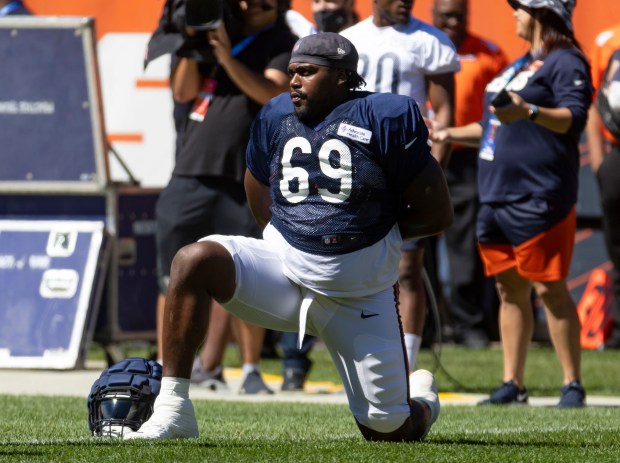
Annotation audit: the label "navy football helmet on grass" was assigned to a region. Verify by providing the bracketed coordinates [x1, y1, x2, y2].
[87, 357, 162, 437]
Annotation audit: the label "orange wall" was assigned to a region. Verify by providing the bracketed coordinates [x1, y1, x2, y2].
[26, 0, 620, 60]
[26, 0, 166, 40]
[291, 0, 620, 61]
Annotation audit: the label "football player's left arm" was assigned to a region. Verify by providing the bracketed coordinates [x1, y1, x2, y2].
[426, 72, 455, 170]
[398, 157, 453, 241]
[244, 170, 272, 230]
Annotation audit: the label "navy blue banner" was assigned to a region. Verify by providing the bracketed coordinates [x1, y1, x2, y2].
[0, 23, 101, 184]
[0, 220, 105, 369]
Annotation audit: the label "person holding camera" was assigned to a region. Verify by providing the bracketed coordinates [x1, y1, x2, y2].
[428, 0, 592, 408]
[155, 0, 298, 395]
[432, 0, 507, 349]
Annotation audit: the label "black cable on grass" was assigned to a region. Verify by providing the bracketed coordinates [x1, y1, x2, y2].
[422, 269, 470, 392]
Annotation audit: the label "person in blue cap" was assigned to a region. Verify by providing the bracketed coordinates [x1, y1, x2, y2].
[429, 0, 591, 408]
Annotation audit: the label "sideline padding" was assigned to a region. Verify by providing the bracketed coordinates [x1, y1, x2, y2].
[0, 16, 108, 193]
[0, 220, 106, 369]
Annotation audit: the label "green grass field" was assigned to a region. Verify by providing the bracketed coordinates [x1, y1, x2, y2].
[1, 344, 619, 462]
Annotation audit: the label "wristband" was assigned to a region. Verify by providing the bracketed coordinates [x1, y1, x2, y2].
[527, 103, 539, 121]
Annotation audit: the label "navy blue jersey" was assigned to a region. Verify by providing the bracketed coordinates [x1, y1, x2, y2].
[479, 47, 592, 206]
[246, 91, 432, 255]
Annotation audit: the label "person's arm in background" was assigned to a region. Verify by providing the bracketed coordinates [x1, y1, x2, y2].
[586, 35, 606, 175]
[426, 72, 455, 169]
[171, 24, 290, 105]
[586, 105, 605, 174]
[427, 119, 483, 147]
[208, 24, 289, 104]
[398, 156, 453, 240]
[492, 91, 574, 134]
[170, 56, 203, 103]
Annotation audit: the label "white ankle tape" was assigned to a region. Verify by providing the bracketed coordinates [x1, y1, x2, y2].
[161, 377, 190, 397]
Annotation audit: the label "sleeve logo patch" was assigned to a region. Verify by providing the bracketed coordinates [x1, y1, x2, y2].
[337, 123, 372, 144]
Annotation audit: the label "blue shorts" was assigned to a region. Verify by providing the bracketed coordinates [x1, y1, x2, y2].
[477, 196, 573, 246]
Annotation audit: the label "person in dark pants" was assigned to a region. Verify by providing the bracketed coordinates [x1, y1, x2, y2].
[443, 150, 494, 345]
[432, 0, 507, 347]
[155, 0, 298, 394]
[279, 329, 314, 390]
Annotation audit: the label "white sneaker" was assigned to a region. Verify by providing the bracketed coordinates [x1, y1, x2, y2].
[409, 369, 440, 440]
[124, 394, 199, 440]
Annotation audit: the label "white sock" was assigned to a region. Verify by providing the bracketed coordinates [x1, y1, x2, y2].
[404, 333, 422, 371]
[242, 363, 260, 379]
[160, 377, 190, 399]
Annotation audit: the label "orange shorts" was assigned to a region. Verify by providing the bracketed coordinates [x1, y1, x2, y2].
[478, 207, 576, 281]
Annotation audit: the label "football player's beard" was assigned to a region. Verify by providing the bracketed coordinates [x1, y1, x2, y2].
[294, 104, 312, 122]
[294, 97, 331, 123]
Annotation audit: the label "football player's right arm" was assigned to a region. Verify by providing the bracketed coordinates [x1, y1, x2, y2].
[397, 156, 453, 241]
[244, 170, 272, 230]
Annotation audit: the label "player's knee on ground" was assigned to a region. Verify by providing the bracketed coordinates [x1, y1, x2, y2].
[355, 400, 428, 442]
[350, 334, 411, 436]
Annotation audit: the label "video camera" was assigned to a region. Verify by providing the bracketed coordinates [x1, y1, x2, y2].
[185, 0, 225, 30]
[163, 0, 230, 33]
[144, 0, 242, 68]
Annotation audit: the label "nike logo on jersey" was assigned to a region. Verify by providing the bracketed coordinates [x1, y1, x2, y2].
[404, 137, 418, 150]
[337, 123, 372, 144]
[360, 311, 379, 319]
